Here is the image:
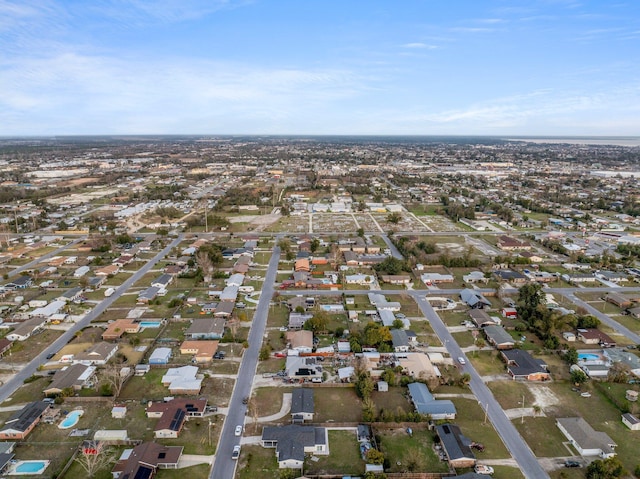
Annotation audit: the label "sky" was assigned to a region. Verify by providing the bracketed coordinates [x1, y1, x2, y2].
[1, 0, 640, 136]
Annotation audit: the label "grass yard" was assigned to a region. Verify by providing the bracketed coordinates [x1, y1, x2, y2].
[451, 398, 511, 459]
[438, 310, 469, 327]
[257, 358, 286, 374]
[514, 416, 575, 457]
[486, 381, 536, 410]
[7, 329, 64, 363]
[468, 350, 508, 376]
[378, 427, 449, 473]
[451, 330, 476, 348]
[235, 444, 280, 479]
[313, 387, 362, 423]
[2, 375, 49, 405]
[253, 386, 293, 417]
[304, 430, 364, 476]
[158, 464, 212, 479]
[371, 386, 413, 418]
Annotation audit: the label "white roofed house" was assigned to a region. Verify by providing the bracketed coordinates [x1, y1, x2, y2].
[151, 273, 173, 290]
[43, 364, 97, 396]
[556, 417, 617, 458]
[72, 342, 118, 366]
[6, 317, 47, 341]
[225, 273, 245, 287]
[161, 365, 202, 395]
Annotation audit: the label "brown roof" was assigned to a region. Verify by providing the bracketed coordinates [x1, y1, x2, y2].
[112, 442, 183, 478]
[102, 319, 140, 340]
[179, 340, 219, 358]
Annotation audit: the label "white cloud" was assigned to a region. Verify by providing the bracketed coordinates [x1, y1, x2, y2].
[401, 42, 438, 49]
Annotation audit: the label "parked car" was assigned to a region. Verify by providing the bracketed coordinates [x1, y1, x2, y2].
[235, 425, 243, 436]
[232, 445, 241, 460]
[564, 460, 581, 468]
[458, 357, 466, 365]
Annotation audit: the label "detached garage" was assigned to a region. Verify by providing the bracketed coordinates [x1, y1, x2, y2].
[149, 347, 172, 365]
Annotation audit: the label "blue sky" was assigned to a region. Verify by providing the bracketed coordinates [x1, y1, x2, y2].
[1, 0, 639, 135]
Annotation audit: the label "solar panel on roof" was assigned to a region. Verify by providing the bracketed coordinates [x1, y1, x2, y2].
[133, 465, 153, 479]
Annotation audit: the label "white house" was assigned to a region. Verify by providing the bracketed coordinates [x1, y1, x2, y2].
[556, 417, 617, 458]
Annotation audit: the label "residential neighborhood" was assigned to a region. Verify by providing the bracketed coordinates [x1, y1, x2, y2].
[0, 136, 639, 479]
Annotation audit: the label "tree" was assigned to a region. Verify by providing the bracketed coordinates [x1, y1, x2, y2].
[310, 237, 320, 253]
[586, 456, 625, 479]
[355, 371, 374, 399]
[303, 311, 329, 333]
[387, 212, 402, 224]
[357, 227, 365, 237]
[196, 250, 214, 284]
[563, 346, 579, 365]
[259, 345, 272, 361]
[362, 396, 376, 422]
[101, 365, 130, 398]
[74, 444, 116, 478]
[570, 368, 588, 386]
[607, 362, 631, 383]
[365, 448, 385, 465]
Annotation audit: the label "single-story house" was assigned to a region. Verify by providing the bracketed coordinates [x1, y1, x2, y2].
[0, 401, 50, 440]
[381, 274, 413, 285]
[576, 329, 616, 348]
[603, 293, 632, 309]
[463, 271, 489, 284]
[501, 349, 550, 381]
[213, 301, 235, 318]
[151, 274, 173, 290]
[112, 442, 183, 478]
[261, 425, 328, 469]
[391, 329, 410, 353]
[72, 342, 118, 366]
[57, 287, 84, 303]
[288, 313, 313, 330]
[556, 417, 617, 458]
[435, 423, 476, 468]
[4, 276, 33, 290]
[179, 340, 219, 363]
[291, 388, 314, 423]
[137, 286, 161, 303]
[161, 366, 202, 395]
[149, 347, 172, 365]
[460, 289, 491, 309]
[102, 319, 141, 341]
[493, 270, 527, 284]
[147, 398, 207, 438]
[483, 325, 515, 350]
[420, 273, 453, 285]
[286, 330, 313, 354]
[469, 309, 501, 328]
[0, 338, 12, 358]
[43, 364, 97, 396]
[407, 382, 456, 420]
[6, 318, 46, 341]
[185, 318, 226, 340]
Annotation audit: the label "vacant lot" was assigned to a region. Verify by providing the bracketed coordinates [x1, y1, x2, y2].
[313, 387, 362, 423]
[378, 427, 449, 473]
[235, 444, 279, 479]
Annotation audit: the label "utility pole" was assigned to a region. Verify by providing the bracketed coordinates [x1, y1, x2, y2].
[521, 393, 525, 424]
[204, 201, 208, 233]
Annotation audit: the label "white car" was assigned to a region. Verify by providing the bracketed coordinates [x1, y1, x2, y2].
[474, 464, 494, 475]
[458, 357, 466, 365]
[234, 425, 243, 436]
[232, 445, 241, 460]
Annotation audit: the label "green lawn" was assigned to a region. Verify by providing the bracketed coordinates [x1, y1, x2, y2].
[378, 427, 449, 473]
[514, 416, 574, 457]
[304, 430, 364, 476]
[235, 444, 280, 479]
[313, 387, 362, 423]
[468, 350, 507, 376]
[451, 398, 512, 459]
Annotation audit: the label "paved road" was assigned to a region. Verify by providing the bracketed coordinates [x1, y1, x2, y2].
[5, 238, 84, 279]
[380, 234, 403, 260]
[561, 292, 640, 344]
[210, 244, 281, 479]
[409, 291, 550, 479]
[0, 235, 183, 403]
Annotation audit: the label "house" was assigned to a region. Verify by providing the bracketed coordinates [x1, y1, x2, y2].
[435, 423, 476, 468]
[225, 273, 245, 287]
[151, 274, 173, 290]
[102, 319, 141, 341]
[95, 264, 120, 276]
[6, 317, 46, 341]
[294, 259, 310, 273]
[213, 301, 235, 318]
[407, 382, 456, 420]
[469, 309, 501, 328]
[493, 270, 527, 284]
[73, 265, 90, 278]
[576, 329, 616, 348]
[149, 347, 172, 365]
[420, 273, 454, 285]
[72, 342, 118, 366]
[381, 275, 413, 285]
[291, 388, 314, 423]
[345, 274, 374, 285]
[287, 296, 307, 312]
[0, 338, 12, 358]
[556, 417, 617, 458]
[86, 276, 106, 290]
[391, 329, 410, 353]
[261, 425, 328, 469]
[286, 330, 313, 354]
[622, 413, 640, 431]
[185, 318, 226, 339]
[112, 442, 183, 478]
[501, 349, 549, 381]
[29, 300, 66, 318]
[460, 289, 491, 309]
[463, 271, 489, 284]
[288, 313, 313, 330]
[161, 365, 202, 395]
[604, 293, 632, 309]
[497, 236, 531, 251]
[0, 401, 50, 440]
[4, 276, 33, 290]
[146, 398, 207, 438]
[179, 340, 219, 363]
[43, 364, 97, 396]
[629, 306, 640, 320]
[285, 356, 323, 380]
[219, 284, 239, 302]
[483, 325, 515, 350]
[137, 286, 161, 303]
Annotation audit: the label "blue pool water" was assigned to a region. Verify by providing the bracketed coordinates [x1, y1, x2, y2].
[139, 321, 161, 328]
[15, 461, 48, 473]
[59, 410, 83, 429]
[579, 353, 600, 361]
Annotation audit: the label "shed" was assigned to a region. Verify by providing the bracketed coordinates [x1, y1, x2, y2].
[93, 429, 129, 443]
[149, 347, 172, 365]
[377, 381, 389, 392]
[111, 406, 127, 419]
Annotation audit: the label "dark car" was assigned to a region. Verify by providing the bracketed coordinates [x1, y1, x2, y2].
[46, 353, 55, 360]
[564, 460, 581, 468]
[242, 396, 249, 405]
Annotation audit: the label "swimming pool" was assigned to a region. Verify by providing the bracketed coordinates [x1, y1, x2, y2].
[9, 460, 50, 475]
[139, 321, 161, 328]
[578, 353, 601, 361]
[58, 409, 84, 429]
